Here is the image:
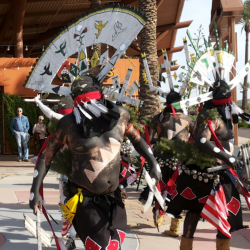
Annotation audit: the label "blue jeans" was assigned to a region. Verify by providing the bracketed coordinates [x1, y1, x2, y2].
[15, 132, 30, 160]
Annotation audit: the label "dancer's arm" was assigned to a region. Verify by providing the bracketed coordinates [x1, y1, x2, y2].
[125, 124, 161, 184]
[34, 95, 63, 120]
[194, 120, 242, 169]
[29, 118, 66, 214]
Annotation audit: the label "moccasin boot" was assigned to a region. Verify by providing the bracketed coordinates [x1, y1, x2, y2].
[165, 218, 181, 237]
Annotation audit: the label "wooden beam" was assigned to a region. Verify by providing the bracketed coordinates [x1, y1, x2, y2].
[157, 47, 183, 56]
[23, 21, 67, 30]
[156, 30, 169, 43]
[157, 0, 164, 9]
[169, 0, 186, 61]
[168, 45, 184, 54]
[24, 26, 64, 45]
[129, 42, 141, 53]
[25, 8, 88, 17]
[0, 3, 14, 43]
[0, 0, 119, 4]
[118, 0, 136, 5]
[157, 20, 193, 33]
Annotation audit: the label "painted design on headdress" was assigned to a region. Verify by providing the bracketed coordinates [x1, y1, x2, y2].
[103, 67, 141, 107]
[23, 5, 147, 96]
[171, 21, 250, 122]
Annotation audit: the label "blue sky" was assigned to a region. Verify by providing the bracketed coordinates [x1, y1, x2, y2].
[166, 0, 247, 101]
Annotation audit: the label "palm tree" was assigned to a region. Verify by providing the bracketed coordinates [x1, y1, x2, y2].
[240, 0, 250, 111]
[139, 0, 160, 118]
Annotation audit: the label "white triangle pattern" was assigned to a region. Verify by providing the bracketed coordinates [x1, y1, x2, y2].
[84, 138, 121, 183]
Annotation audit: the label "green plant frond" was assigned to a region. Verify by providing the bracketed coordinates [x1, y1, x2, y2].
[140, 116, 152, 127]
[125, 107, 145, 133]
[47, 117, 59, 134]
[155, 138, 216, 169]
[50, 148, 71, 175]
[200, 108, 221, 123]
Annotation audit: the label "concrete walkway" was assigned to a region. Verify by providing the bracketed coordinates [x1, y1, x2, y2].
[0, 160, 250, 250]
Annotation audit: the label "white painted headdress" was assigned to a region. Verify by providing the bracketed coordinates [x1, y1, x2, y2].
[23, 5, 147, 97]
[171, 21, 250, 120]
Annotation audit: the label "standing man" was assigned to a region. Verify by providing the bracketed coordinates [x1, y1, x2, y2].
[11, 107, 30, 162]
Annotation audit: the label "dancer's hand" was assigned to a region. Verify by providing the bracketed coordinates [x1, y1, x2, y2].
[29, 191, 42, 215]
[225, 156, 243, 170]
[149, 165, 162, 186]
[34, 94, 41, 104]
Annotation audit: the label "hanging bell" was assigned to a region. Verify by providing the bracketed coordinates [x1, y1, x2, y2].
[204, 178, 209, 183]
[193, 174, 197, 180]
[172, 166, 177, 171]
[169, 165, 172, 169]
[198, 176, 203, 181]
[191, 170, 197, 175]
[182, 165, 187, 170]
[214, 179, 220, 184]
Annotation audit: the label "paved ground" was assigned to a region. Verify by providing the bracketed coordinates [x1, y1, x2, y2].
[238, 127, 250, 146]
[0, 157, 250, 250]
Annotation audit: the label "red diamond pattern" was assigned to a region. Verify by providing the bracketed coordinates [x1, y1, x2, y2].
[168, 183, 176, 195]
[227, 197, 240, 216]
[171, 190, 178, 199]
[180, 187, 196, 200]
[117, 230, 126, 244]
[106, 238, 119, 250]
[85, 236, 101, 250]
[198, 196, 208, 204]
[121, 168, 127, 177]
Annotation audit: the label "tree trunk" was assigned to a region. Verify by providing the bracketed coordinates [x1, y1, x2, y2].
[88, 0, 102, 77]
[139, 0, 160, 118]
[242, 26, 249, 111]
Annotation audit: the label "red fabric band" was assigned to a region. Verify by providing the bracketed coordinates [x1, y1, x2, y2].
[165, 104, 176, 117]
[73, 91, 101, 106]
[120, 160, 129, 169]
[211, 97, 232, 105]
[58, 108, 73, 115]
[198, 103, 203, 112]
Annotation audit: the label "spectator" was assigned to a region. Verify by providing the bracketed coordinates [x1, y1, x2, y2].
[32, 116, 46, 156]
[10, 107, 30, 162]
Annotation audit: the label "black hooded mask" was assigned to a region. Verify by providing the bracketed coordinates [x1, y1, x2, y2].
[164, 90, 183, 114]
[71, 75, 120, 138]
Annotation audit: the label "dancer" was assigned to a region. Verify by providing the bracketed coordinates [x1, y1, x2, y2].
[29, 75, 161, 249]
[164, 23, 250, 249]
[149, 90, 194, 236]
[166, 79, 245, 249]
[139, 48, 194, 236]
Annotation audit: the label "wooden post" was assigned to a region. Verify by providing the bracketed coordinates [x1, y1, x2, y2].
[228, 16, 238, 145]
[13, 0, 27, 58]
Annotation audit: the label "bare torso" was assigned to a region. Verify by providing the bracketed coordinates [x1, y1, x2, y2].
[152, 111, 195, 142]
[44, 106, 130, 195]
